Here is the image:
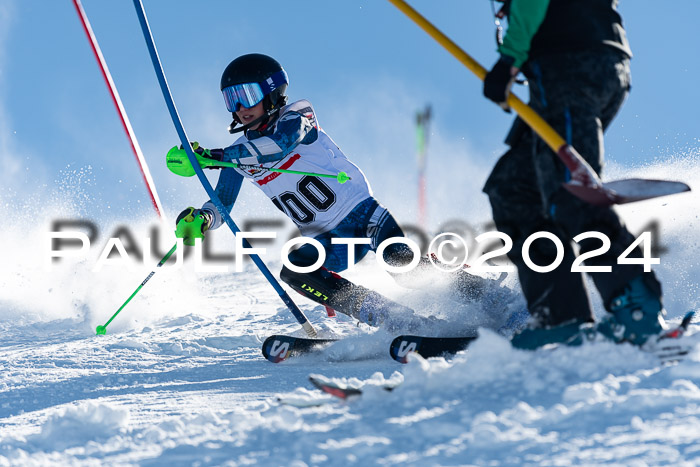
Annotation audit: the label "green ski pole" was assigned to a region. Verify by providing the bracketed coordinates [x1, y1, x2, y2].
[166, 145, 352, 184]
[96, 242, 177, 335]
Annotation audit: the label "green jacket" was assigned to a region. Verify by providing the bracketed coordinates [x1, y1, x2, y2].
[498, 0, 632, 68]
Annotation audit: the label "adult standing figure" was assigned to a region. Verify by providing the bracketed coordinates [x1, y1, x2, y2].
[481, 0, 667, 348]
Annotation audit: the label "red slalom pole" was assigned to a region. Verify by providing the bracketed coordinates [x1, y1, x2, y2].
[72, 0, 165, 219]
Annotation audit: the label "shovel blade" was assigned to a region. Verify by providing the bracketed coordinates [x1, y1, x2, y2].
[564, 178, 691, 206]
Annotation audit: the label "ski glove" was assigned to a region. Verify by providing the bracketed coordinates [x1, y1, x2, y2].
[182, 141, 225, 165]
[483, 55, 518, 112]
[175, 207, 213, 246]
[166, 142, 225, 177]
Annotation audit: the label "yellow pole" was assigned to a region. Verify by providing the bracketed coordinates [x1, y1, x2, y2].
[387, 0, 568, 156]
[388, 0, 691, 205]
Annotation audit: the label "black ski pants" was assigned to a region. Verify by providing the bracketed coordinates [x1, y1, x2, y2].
[483, 48, 661, 327]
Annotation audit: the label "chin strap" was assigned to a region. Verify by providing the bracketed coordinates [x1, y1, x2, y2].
[227, 106, 282, 134]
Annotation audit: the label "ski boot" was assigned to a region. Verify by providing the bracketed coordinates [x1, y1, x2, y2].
[598, 275, 667, 346]
[510, 319, 597, 350]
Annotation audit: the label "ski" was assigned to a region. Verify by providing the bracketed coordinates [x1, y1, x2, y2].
[308, 374, 398, 399]
[651, 310, 696, 362]
[389, 334, 479, 363]
[659, 310, 695, 340]
[265, 312, 694, 364]
[308, 374, 363, 399]
[261, 335, 337, 363]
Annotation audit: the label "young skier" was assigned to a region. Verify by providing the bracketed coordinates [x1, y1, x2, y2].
[481, 0, 667, 348]
[170, 53, 507, 332]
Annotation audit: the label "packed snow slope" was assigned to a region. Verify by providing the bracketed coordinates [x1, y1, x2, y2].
[1, 157, 700, 466]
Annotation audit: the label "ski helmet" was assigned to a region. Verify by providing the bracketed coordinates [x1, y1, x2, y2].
[220, 53, 289, 114]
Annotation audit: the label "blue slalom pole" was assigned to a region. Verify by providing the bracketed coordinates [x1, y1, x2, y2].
[132, 0, 317, 337]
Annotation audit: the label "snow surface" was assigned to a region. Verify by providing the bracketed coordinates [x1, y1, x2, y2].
[2, 158, 700, 466]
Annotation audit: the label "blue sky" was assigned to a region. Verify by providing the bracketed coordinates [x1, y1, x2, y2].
[1, 0, 699, 228]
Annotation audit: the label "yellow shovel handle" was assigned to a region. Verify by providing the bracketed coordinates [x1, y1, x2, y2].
[387, 0, 567, 153]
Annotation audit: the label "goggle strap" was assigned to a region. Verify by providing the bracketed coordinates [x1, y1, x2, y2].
[258, 70, 289, 95]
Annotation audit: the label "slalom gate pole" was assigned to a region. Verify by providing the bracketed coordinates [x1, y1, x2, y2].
[72, 0, 165, 219]
[386, 0, 625, 205]
[96, 243, 177, 335]
[131, 0, 317, 337]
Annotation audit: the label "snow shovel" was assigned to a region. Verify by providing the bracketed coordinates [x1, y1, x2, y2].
[387, 0, 690, 206]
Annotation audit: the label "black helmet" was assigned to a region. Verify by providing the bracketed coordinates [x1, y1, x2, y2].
[220, 53, 289, 114]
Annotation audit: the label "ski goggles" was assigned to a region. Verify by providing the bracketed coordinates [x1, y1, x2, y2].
[222, 70, 288, 112]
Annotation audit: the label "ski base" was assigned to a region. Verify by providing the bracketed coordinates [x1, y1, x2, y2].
[261, 335, 337, 363]
[389, 335, 478, 363]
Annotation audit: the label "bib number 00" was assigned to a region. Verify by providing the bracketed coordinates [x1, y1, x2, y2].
[271, 175, 337, 225]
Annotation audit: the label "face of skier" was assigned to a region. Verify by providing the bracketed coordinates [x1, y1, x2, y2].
[236, 101, 265, 130]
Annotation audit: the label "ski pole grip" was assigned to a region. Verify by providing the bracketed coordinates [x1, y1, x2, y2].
[166, 146, 196, 177]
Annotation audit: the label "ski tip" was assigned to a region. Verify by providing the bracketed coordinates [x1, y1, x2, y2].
[658, 311, 696, 342]
[261, 335, 337, 363]
[261, 335, 293, 363]
[389, 335, 478, 363]
[389, 335, 422, 364]
[680, 310, 696, 329]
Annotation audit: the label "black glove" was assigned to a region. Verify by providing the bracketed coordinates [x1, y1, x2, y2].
[483, 55, 517, 112]
[175, 207, 214, 246]
[179, 142, 225, 166]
